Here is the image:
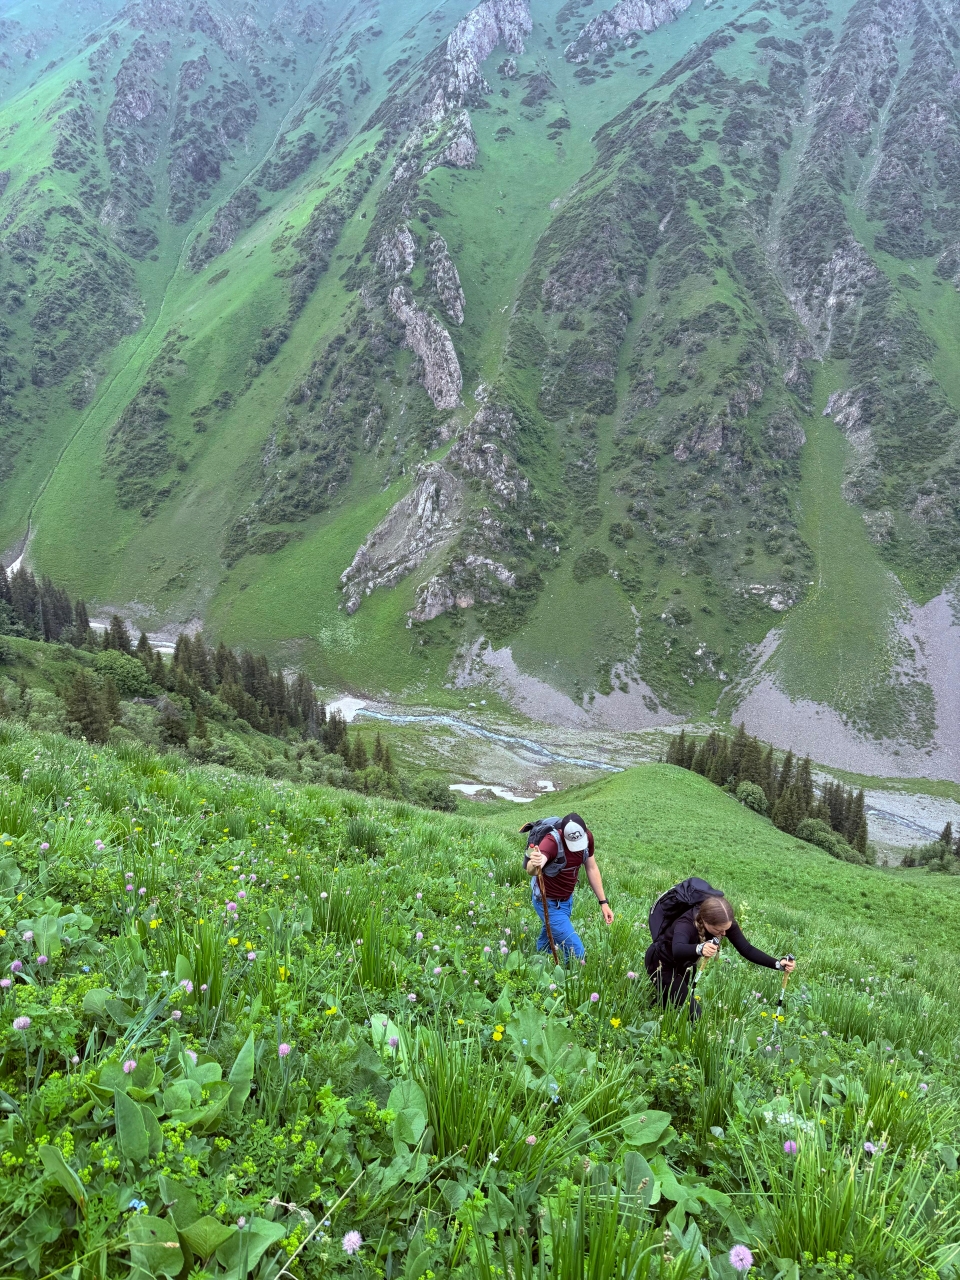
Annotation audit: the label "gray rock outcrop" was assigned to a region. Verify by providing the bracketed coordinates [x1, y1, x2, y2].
[424, 0, 532, 120]
[408, 556, 516, 623]
[422, 111, 479, 171]
[449, 404, 529, 504]
[428, 234, 465, 325]
[566, 0, 692, 60]
[376, 224, 417, 280]
[389, 286, 462, 410]
[340, 462, 463, 614]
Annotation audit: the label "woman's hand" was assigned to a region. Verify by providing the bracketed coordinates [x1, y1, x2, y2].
[779, 957, 797, 974]
[701, 940, 720, 959]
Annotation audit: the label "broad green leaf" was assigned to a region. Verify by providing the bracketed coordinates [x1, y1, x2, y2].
[619, 1151, 655, 1209]
[162, 1080, 197, 1116]
[38, 1144, 86, 1208]
[185, 1085, 233, 1135]
[114, 1088, 150, 1166]
[82, 988, 113, 1017]
[215, 1217, 286, 1275]
[128, 1214, 183, 1279]
[179, 1215, 235, 1260]
[174, 954, 193, 986]
[132, 1051, 159, 1091]
[227, 1031, 255, 1118]
[387, 1079, 427, 1124]
[158, 1175, 200, 1230]
[142, 1104, 164, 1158]
[621, 1109, 672, 1149]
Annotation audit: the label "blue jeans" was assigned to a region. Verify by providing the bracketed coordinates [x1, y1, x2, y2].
[532, 890, 585, 961]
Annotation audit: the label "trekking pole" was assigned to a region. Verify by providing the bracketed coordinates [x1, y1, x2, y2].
[776, 955, 795, 1020]
[537, 870, 560, 966]
[689, 956, 707, 1022]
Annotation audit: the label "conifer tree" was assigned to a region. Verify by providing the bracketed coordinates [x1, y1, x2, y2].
[352, 734, 369, 771]
[194, 705, 209, 742]
[761, 745, 776, 803]
[668, 729, 687, 767]
[64, 670, 110, 743]
[777, 750, 795, 798]
[738, 736, 764, 787]
[73, 600, 92, 648]
[373, 732, 385, 767]
[772, 784, 802, 835]
[940, 821, 954, 848]
[102, 676, 122, 725]
[107, 614, 133, 654]
[797, 756, 815, 813]
[730, 723, 749, 775]
[382, 743, 395, 774]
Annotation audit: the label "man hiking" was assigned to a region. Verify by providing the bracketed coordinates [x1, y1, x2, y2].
[523, 812, 614, 961]
[645, 881, 796, 1012]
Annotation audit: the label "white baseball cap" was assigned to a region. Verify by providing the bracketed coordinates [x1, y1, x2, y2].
[562, 820, 588, 851]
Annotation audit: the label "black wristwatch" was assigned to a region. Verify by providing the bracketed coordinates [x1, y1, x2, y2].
[598, 898, 609, 906]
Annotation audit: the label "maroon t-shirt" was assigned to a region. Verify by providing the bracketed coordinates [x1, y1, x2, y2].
[535, 830, 594, 901]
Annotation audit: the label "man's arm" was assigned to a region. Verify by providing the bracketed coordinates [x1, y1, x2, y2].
[584, 858, 614, 924]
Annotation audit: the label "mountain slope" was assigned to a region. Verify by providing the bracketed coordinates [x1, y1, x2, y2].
[3, 0, 960, 771]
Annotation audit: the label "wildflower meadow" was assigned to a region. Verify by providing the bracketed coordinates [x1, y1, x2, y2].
[0, 719, 958, 1279]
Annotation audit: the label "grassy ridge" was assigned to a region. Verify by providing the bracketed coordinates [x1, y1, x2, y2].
[0, 721, 958, 1277]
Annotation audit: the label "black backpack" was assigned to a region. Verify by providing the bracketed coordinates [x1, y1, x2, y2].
[648, 877, 723, 943]
[519, 816, 568, 878]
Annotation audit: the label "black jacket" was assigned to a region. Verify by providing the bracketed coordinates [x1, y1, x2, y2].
[652, 907, 778, 971]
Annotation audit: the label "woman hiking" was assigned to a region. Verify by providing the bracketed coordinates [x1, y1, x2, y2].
[645, 890, 796, 1012]
[524, 812, 614, 961]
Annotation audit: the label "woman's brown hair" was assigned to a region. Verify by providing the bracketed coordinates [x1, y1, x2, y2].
[696, 896, 734, 942]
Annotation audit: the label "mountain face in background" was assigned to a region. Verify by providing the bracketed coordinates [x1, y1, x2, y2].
[2, 0, 960, 775]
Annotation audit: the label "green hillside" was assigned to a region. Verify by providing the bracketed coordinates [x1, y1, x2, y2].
[2, 0, 959, 747]
[1, 719, 958, 1277]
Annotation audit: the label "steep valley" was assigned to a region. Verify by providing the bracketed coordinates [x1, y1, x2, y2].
[3, 0, 960, 777]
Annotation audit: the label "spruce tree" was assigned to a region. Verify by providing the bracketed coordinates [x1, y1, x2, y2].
[382, 743, 395, 774]
[772, 785, 801, 835]
[668, 729, 687, 767]
[64, 670, 110, 743]
[738, 736, 764, 787]
[73, 600, 92, 648]
[102, 676, 122, 725]
[373, 732, 385, 767]
[853, 817, 868, 857]
[107, 614, 133, 654]
[777, 749, 795, 798]
[194, 705, 209, 741]
[797, 757, 815, 813]
[352, 734, 369, 771]
[761, 745, 776, 804]
[730, 723, 748, 775]
[940, 821, 954, 849]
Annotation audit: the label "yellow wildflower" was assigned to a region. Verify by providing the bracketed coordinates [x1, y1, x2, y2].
[278, 966, 289, 981]
[149, 919, 161, 929]
[456, 1019, 464, 1025]
[228, 937, 239, 946]
[492, 1031, 503, 1042]
[494, 1024, 504, 1033]
[244, 941, 253, 950]
[610, 1017, 621, 1028]
[325, 1006, 337, 1016]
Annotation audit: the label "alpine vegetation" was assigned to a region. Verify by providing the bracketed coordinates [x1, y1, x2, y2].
[0, 721, 958, 1277]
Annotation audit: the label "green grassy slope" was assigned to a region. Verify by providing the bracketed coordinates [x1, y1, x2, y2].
[0, 721, 958, 1277]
